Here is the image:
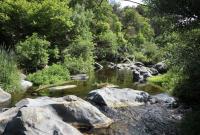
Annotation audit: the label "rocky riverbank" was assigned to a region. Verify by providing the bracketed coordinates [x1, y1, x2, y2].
[108, 61, 167, 82]
[0, 87, 185, 135]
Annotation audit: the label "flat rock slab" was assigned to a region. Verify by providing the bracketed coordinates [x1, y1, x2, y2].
[87, 88, 150, 108]
[0, 88, 11, 109]
[48, 85, 77, 91]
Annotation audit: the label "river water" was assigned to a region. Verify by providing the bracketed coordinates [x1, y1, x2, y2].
[11, 68, 164, 105]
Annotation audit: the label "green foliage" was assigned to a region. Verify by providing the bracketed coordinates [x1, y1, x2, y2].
[63, 56, 93, 74]
[172, 29, 200, 105]
[96, 30, 118, 60]
[121, 7, 154, 41]
[0, 49, 20, 92]
[0, 0, 73, 47]
[129, 42, 161, 64]
[27, 64, 70, 86]
[139, 0, 200, 104]
[62, 4, 94, 73]
[16, 33, 50, 71]
[147, 71, 178, 92]
[144, 0, 200, 28]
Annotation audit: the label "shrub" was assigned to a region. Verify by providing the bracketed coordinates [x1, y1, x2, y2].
[0, 49, 20, 92]
[27, 64, 70, 85]
[63, 56, 93, 74]
[147, 71, 178, 92]
[16, 33, 50, 71]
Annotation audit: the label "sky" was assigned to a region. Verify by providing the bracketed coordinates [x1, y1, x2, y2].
[110, 0, 143, 8]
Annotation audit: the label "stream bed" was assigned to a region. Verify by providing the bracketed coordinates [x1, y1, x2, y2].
[11, 68, 164, 105]
[7, 68, 183, 135]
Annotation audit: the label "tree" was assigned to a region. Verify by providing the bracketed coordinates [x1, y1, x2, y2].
[0, 0, 73, 48]
[144, 0, 200, 28]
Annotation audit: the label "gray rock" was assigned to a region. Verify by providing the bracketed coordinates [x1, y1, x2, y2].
[134, 62, 145, 67]
[0, 107, 19, 134]
[153, 62, 168, 73]
[87, 88, 150, 108]
[149, 68, 159, 75]
[16, 95, 113, 128]
[133, 70, 144, 83]
[3, 107, 82, 135]
[93, 104, 183, 135]
[151, 93, 177, 108]
[0, 88, 11, 109]
[20, 73, 27, 80]
[20, 80, 33, 91]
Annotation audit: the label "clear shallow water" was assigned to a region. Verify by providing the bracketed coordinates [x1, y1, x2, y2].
[11, 68, 164, 105]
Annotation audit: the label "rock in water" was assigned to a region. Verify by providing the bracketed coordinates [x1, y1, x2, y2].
[87, 88, 150, 108]
[153, 62, 168, 73]
[3, 107, 82, 135]
[48, 85, 77, 91]
[151, 93, 177, 108]
[16, 95, 113, 128]
[0, 88, 11, 109]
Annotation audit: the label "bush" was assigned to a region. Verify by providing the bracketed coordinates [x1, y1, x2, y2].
[63, 56, 93, 74]
[147, 71, 177, 92]
[16, 33, 50, 71]
[27, 64, 70, 85]
[0, 49, 20, 92]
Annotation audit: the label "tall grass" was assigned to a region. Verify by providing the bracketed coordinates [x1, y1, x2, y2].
[0, 48, 20, 92]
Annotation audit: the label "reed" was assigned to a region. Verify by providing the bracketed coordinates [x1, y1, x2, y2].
[0, 47, 20, 92]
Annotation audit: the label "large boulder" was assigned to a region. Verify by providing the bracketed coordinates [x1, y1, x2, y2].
[16, 95, 113, 128]
[0, 88, 11, 109]
[87, 88, 150, 108]
[3, 107, 82, 135]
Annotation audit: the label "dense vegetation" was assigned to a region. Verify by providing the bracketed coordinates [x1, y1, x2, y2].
[0, 0, 200, 134]
[142, 0, 200, 134]
[0, 0, 163, 88]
